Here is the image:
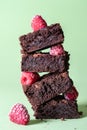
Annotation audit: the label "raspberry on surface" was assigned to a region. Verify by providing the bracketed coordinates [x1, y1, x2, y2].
[31, 15, 47, 31]
[50, 45, 65, 56]
[21, 72, 40, 86]
[64, 86, 79, 100]
[9, 103, 30, 125]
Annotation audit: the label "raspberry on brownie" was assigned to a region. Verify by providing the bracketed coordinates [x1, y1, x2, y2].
[50, 44, 65, 56]
[21, 72, 40, 86]
[31, 15, 47, 31]
[64, 86, 79, 100]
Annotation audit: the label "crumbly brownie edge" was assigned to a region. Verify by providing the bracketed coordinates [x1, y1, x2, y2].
[33, 97, 80, 119]
[24, 72, 73, 108]
[19, 23, 64, 53]
[21, 51, 70, 72]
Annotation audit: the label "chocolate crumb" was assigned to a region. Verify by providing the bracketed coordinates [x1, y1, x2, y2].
[61, 117, 65, 121]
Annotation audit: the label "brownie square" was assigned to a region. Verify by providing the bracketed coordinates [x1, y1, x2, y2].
[21, 51, 69, 72]
[19, 23, 64, 54]
[33, 96, 80, 119]
[23, 72, 73, 109]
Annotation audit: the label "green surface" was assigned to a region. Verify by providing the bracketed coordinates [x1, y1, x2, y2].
[0, 0, 87, 129]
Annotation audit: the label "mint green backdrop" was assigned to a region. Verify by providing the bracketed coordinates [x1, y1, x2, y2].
[0, 0, 87, 130]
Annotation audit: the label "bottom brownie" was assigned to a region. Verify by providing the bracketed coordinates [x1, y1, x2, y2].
[33, 96, 80, 119]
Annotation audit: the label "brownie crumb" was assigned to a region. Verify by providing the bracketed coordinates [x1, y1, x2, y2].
[61, 117, 66, 121]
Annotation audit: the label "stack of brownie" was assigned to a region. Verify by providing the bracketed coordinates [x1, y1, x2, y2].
[19, 23, 80, 119]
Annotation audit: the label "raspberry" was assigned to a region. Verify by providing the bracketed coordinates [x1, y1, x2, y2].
[9, 103, 30, 125]
[64, 86, 79, 100]
[31, 15, 47, 31]
[21, 72, 40, 86]
[50, 45, 65, 56]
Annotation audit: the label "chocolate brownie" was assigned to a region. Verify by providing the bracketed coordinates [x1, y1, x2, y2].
[19, 23, 64, 53]
[33, 96, 80, 119]
[21, 51, 69, 72]
[23, 72, 73, 109]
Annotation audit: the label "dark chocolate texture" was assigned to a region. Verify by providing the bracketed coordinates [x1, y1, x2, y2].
[23, 72, 73, 109]
[19, 23, 64, 53]
[21, 52, 69, 72]
[33, 96, 80, 119]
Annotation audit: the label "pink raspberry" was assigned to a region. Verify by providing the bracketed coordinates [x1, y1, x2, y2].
[64, 86, 79, 100]
[21, 72, 40, 86]
[9, 103, 30, 125]
[31, 15, 47, 31]
[50, 45, 65, 56]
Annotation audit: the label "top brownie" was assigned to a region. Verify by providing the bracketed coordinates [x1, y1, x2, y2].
[19, 23, 64, 53]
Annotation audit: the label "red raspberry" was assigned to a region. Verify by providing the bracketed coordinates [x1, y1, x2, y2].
[21, 72, 40, 86]
[9, 103, 30, 125]
[31, 15, 47, 31]
[50, 45, 65, 56]
[64, 86, 79, 100]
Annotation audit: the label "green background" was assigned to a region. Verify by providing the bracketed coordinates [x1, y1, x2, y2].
[0, 0, 87, 129]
